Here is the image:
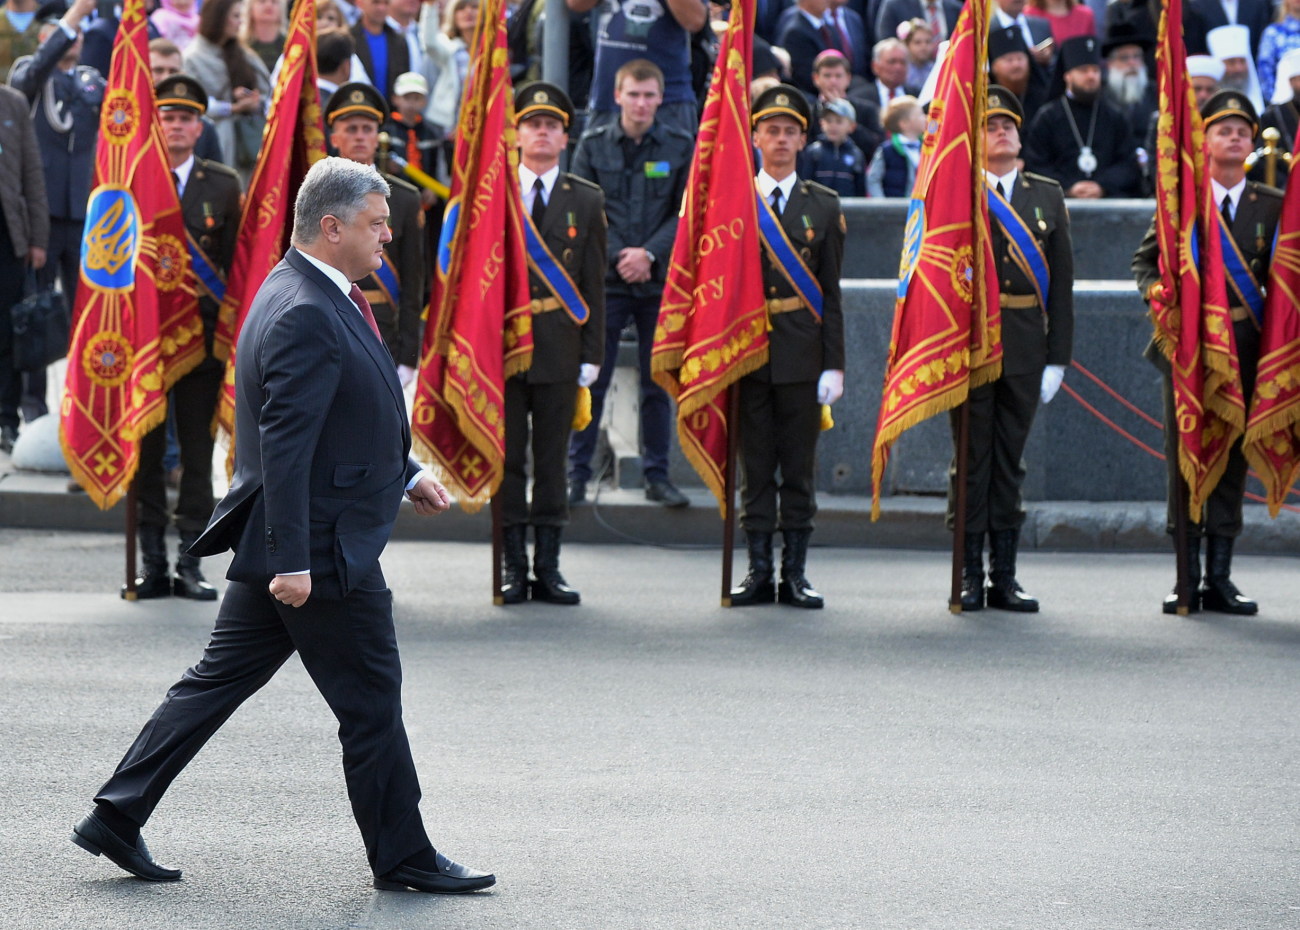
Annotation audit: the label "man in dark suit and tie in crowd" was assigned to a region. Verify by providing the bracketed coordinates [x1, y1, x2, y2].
[499, 81, 606, 606]
[1132, 92, 1281, 616]
[126, 75, 243, 602]
[71, 157, 495, 896]
[731, 85, 845, 610]
[955, 86, 1073, 613]
[351, 0, 409, 98]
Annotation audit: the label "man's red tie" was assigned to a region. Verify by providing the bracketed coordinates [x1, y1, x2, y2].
[349, 283, 383, 342]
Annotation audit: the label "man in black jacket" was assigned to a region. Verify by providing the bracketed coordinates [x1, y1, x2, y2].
[568, 59, 693, 509]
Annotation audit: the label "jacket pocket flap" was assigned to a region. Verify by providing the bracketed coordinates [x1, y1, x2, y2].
[332, 463, 372, 487]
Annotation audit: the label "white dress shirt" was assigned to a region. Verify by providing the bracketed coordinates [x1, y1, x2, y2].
[994, 9, 1037, 56]
[756, 169, 799, 211]
[1211, 177, 1246, 222]
[519, 163, 560, 213]
[985, 166, 1020, 199]
[171, 155, 195, 199]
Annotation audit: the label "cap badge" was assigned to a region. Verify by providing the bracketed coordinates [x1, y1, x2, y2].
[776, 93, 789, 106]
[351, 90, 364, 103]
[1228, 97, 1240, 109]
[536, 90, 548, 103]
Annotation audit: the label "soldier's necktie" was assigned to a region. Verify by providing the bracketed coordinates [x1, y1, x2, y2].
[1221, 194, 1233, 225]
[348, 283, 383, 342]
[770, 189, 783, 216]
[996, 181, 1007, 200]
[531, 177, 547, 226]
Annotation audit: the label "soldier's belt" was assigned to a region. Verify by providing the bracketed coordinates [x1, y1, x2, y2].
[529, 297, 564, 313]
[999, 293, 1040, 310]
[1230, 305, 1251, 322]
[360, 289, 388, 306]
[766, 297, 806, 314]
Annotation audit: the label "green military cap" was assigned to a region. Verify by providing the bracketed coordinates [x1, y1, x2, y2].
[751, 83, 811, 130]
[155, 74, 208, 115]
[324, 81, 388, 126]
[1201, 89, 1258, 132]
[986, 84, 1024, 127]
[514, 81, 574, 129]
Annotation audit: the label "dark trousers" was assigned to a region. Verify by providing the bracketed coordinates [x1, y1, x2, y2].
[136, 356, 224, 534]
[23, 217, 84, 420]
[568, 294, 672, 484]
[1161, 318, 1260, 537]
[94, 570, 432, 877]
[947, 372, 1040, 534]
[737, 375, 821, 533]
[0, 216, 27, 432]
[500, 376, 578, 528]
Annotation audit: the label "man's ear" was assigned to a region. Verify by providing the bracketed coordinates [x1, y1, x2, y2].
[320, 214, 342, 242]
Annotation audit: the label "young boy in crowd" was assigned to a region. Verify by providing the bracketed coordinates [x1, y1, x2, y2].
[384, 71, 443, 209]
[801, 97, 867, 197]
[867, 95, 924, 198]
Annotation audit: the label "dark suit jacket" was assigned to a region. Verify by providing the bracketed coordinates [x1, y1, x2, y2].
[759, 178, 846, 383]
[875, 0, 963, 43]
[992, 171, 1074, 375]
[777, 10, 836, 95]
[350, 21, 411, 99]
[524, 172, 607, 383]
[190, 249, 421, 598]
[1185, 0, 1271, 58]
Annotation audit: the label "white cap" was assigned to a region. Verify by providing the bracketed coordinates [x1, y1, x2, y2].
[392, 72, 429, 97]
[1186, 55, 1225, 82]
[1206, 24, 1263, 113]
[1273, 47, 1300, 103]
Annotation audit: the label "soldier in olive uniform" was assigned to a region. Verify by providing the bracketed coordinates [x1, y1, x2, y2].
[730, 85, 846, 611]
[324, 82, 427, 380]
[499, 82, 607, 606]
[953, 86, 1074, 613]
[131, 75, 244, 600]
[1132, 91, 1281, 616]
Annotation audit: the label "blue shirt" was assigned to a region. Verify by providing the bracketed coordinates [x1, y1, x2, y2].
[590, 0, 704, 112]
[365, 29, 389, 96]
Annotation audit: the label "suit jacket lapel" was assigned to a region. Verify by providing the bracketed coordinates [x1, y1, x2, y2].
[782, 181, 808, 243]
[541, 177, 569, 240]
[286, 249, 407, 417]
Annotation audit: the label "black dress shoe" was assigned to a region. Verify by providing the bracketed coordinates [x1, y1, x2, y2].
[172, 565, 218, 601]
[568, 480, 587, 506]
[985, 576, 1039, 612]
[645, 479, 689, 508]
[374, 851, 495, 893]
[71, 812, 181, 882]
[0, 425, 16, 454]
[1200, 578, 1258, 615]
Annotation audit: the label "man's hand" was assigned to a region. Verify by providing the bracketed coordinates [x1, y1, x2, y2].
[1031, 38, 1053, 67]
[65, 0, 96, 28]
[1067, 180, 1103, 199]
[231, 87, 262, 114]
[1039, 364, 1065, 404]
[270, 573, 311, 607]
[616, 247, 653, 284]
[27, 247, 46, 270]
[578, 363, 600, 387]
[407, 474, 452, 515]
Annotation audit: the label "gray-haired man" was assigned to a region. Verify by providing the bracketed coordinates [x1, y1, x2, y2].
[71, 158, 495, 896]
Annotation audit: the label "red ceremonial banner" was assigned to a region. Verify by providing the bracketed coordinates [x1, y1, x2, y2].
[1243, 169, 1300, 515]
[870, 0, 996, 519]
[61, 0, 203, 509]
[411, 0, 532, 512]
[213, 0, 325, 453]
[1148, 0, 1242, 518]
[649, 0, 765, 514]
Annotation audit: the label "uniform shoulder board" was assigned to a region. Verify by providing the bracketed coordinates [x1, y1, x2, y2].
[565, 173, 604, 194]
[199, 159, 241, 182]
[803, 178, 842, 201]
[1021, 171, 1062, 190]
[1250, 180, 1285, 200]
[385, 173, 421, 196]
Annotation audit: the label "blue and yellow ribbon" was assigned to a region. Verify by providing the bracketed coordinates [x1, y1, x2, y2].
[987, 184, 1048, 312]
[1217, 211, 1264, 327]
[523, 211, 590, 325]
[756, 189, 823, 320]
[185, 232, 226, 303]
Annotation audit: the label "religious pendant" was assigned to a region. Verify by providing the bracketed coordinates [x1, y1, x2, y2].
[1077, 146, 1098, 175]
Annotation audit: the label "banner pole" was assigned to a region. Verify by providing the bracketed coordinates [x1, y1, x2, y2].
[950, 399, 971, 613]
[721, 386, 739, 607]
[122, 483, 138, 601]
[491, 495, 503, 606]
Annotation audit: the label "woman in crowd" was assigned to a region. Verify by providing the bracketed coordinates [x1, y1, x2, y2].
[898, 18, 936, 90]
[1258, 0, 1300, 106]
[185, 0, 272, 178]
[1025, 0, 1096, 45]
[241, 0, 289, 73]
[423, 0, 478, 136]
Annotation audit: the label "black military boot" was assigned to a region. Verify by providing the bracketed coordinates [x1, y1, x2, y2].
[986, 528, 1039, 612]
[1161, 534, 1202, 615]
[961, 532, 985, 611]
[730, 531, 775, 606]
[124, 524, 171, 599]
[499, 525, 529, 604]
[1200, 535, 1258, 615]
[530, 525, 580, 605]
[777, 528, 823, 609]
[173, 530, 218, 601]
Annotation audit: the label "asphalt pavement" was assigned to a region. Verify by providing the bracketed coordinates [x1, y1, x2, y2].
[1, 528, 1298, 930]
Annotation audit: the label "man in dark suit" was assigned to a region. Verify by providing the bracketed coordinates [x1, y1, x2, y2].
[778, 0, 840, 94]
[993, 0, 1054, 71]
[954, 86, 1073, 613]
[71, 157, 496, 895]
[1132, 92, 1280, 616]
[325, 82, 427, 381]
[1185, 0, 1271, 60]
[351, 0, 410, 98]
[825, 0, 870, 72]
[875, 0, 962, 45]
[731, 85, 845, 610]
[500, 82, 606, 605]
[869, 37, 921, 110]
[127, 75, 243, 602]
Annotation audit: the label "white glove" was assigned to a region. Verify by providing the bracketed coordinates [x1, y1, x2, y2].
[1040, 364, 1065, 404]
[817, 369, 844, 406]
[397, 364, 416, 387]
[578, 363, 600, 388]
